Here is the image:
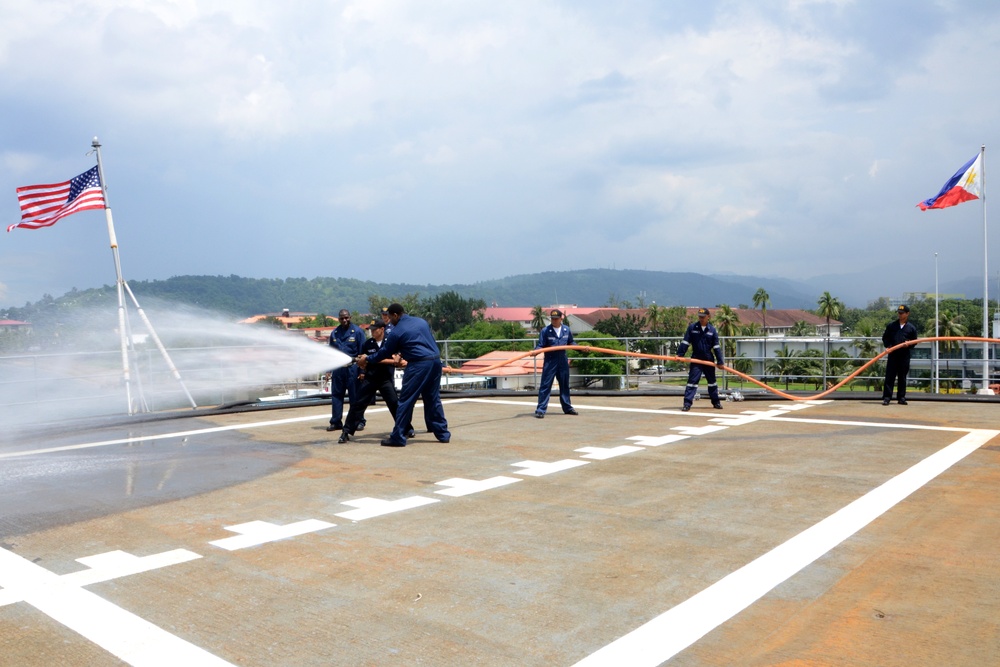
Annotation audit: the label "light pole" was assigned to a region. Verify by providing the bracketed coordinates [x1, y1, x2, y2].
[934, 253, 939, 394]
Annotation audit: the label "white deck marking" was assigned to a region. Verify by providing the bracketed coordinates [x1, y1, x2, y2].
[769, 415, 976, 431]
[0, 397, 831, 462]
[334, 496, 440, 521]
[710, 408, 795, 426]
[8, 396, 976, 665]
[209, 519, 335, 551]
[463, 398, 692, 415]
[0, 546, 233, 666]
[0, 414, 332, 459]
[0, 549, 202, 607]
[572, 428, 999, 667]
[670, 424, 729, 436]
[434, 476, 522, 497]
[576, 445, 645, 460]
[0, 400, 482, 460]
[511, 459, 590, 476]
[626, 434, 690, 447]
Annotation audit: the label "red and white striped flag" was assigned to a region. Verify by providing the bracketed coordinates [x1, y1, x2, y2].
[8, 166, 105, 233]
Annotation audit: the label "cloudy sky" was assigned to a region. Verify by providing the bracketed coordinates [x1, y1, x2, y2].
[2, 0, 999, 309]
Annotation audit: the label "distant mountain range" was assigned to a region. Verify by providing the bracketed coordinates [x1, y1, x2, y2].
[4, 268, 988, 322]
[470, 269, 817, 310]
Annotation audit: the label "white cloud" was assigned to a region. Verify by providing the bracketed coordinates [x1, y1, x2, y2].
[2, 1, 1000, 307]
[423, 145, 458, 165]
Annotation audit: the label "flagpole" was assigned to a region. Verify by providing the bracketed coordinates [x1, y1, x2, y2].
[90, 137, 198, 412]
[91, 138, 137, 413]
[980, 144, 991, 394]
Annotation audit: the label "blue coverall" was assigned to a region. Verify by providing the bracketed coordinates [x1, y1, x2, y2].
[677, 321, 725, 408]
[329, 321, 367, 428]
[534, 323, 575, 415]
[366, 314, 450, 446]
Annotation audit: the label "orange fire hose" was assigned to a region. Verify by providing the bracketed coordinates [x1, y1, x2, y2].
[441, 337, 1000, 401]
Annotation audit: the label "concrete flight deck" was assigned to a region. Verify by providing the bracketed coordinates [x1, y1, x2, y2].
[1, 396, 998, 666]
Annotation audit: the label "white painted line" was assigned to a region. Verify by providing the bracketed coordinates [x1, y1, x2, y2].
[511, 459, 590, 477]
[572, 428, 999, 667]
[576, 446, 645, 460]
[0, 397, 816, 461]
[209, 519, 335, 551]
[0, 413, 333, 460]
[434, 476, 522, 497]
[335, 496, 440, 521]
[709, 408, 794, 427]
[626, 434, 690, 447]
[670, 425, 729, 436]
[769, 415, 974, 432]
[0, 545, 233, 666]
[65, 550, 202, 588]
[1, 549, 203, 607]
[463, 398, 690, 416]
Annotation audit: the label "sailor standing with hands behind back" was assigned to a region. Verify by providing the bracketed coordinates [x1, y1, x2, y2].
[881, 304, 918, 405]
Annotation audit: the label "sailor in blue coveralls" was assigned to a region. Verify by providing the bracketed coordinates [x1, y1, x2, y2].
[338, 319, 415, 443]
[327, 309, 367, 432]
[357, 303, 450, 447]
[533, 309, 579, 418]
[676, 307, 725, 412]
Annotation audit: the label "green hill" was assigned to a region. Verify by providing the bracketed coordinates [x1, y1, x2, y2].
[1, 269, 816, 324]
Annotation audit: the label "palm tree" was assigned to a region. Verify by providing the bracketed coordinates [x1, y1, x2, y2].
[646, 303, 663, 337]
[714, 305, 740, 389]
[794, 349, 825, 389]
[731, 354, 754, 375]
[789, 320, 815, 336]
[827, 348, 852, 389]
[852, 319, 880, 390]
[767, 347, 797, 390]
[714, 304, 741, 359]
[645, 302, 665, 362]
[752, 287, 771, 369]
[938, 309, 966, 390]
[530, 305, 546, 332]
[816, 291, 844, 388]
[742, 323, 762, 377]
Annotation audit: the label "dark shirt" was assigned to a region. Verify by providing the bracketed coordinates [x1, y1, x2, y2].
[360, 336, 394, 384]
[367, 314, 440, 364]
[882, 319, 918, 358]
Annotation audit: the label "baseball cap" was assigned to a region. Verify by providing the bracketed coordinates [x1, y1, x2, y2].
[697, 307, 710, 317]
[550, 309, 564, 317]
[370, 319, 385, 328]
[897, 305, 910, 313]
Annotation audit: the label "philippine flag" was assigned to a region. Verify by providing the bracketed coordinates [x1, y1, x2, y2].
[917, 153, 982, 210]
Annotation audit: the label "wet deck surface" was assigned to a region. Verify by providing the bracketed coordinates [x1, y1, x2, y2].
[1, 396, 998, 666]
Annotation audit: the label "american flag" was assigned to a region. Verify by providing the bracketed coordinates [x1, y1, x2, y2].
[8, 166, 106, 233]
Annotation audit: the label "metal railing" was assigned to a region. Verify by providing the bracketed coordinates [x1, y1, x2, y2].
[3, 335, 997, 426]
